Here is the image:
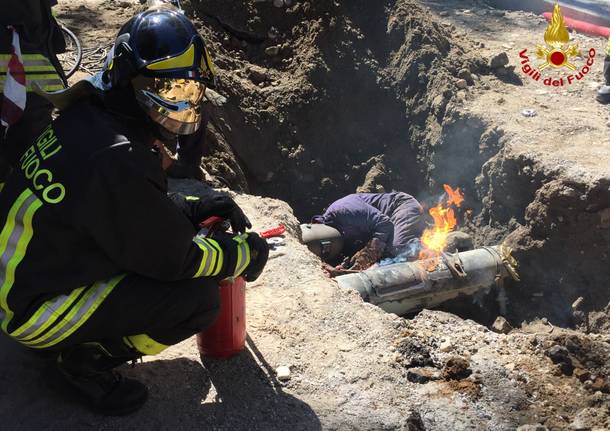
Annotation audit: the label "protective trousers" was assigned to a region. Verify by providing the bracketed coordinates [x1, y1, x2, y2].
[17, 274, 220, 356]
[389, 193, 426, 252]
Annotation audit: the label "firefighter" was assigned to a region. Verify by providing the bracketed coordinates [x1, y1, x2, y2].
[0, 7, 269, 415]
[0, 0, 67, 179]
[312, 192, 425, 271]
[597, 37, 610, 104]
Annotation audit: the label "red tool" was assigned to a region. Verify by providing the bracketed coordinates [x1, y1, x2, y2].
[199, 216, 225, 229]
[260, 224, 286, 239]
[196, 217, 247, 359]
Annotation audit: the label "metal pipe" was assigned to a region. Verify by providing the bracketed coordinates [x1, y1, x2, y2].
[335, 246, 516, 316]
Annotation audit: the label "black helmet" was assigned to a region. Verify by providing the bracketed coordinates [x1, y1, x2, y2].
[108, 6, 216, 135]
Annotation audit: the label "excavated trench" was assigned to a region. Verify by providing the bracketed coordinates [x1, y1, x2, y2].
[188, 0, 610, 332]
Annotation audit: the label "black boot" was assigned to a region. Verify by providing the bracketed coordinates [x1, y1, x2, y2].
[56, 341, 148, 416]
[597, 55, 610, 104]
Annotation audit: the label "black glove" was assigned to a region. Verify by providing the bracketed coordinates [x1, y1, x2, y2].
[172, 193, 252, 234]
[243, 232, 269, 282]
[209, 231, 269, 281]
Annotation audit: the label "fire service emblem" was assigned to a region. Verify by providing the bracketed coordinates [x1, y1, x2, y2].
[519, 3, 596, 87]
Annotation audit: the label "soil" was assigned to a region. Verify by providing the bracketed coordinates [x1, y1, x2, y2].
[1, 0, 609, 430]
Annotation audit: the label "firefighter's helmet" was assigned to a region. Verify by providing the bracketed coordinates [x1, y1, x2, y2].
[108, 6, 216, 135]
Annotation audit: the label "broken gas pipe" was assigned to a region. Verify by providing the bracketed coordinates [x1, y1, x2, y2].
[335, 246, 519, 316]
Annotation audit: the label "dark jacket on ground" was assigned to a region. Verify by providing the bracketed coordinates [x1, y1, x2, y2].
[314, 192, 424, 256]
[0, 96, 240, 335]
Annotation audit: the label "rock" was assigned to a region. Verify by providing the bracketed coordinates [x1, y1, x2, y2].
[403, 411, 426, 431]
[439, 11, 449, 17]
[573, 368, 591, 382]
[397, 337, 435, 368]
[441, 356, 472, 380]
[517, 425, 548, 431]
[406, 367, 441, 384]
[444, 231, 474, 253]
[570, 408, 595, 430]
[273, 0, 284, 7]
[265, 45, 281, 56]
[492, 316, 512, 334]
[439, 340, 453, 352]
[457, 68, 472, 83]
[356, 158, 388, 193]
[590, 377, 608, 393]
[546, 345, 569, 363]
[456, 79, 468, 89]
[489, 52, 509, 69]
[204, 88, 227, 107]
[276, 366, 291, 381]
[248, 65, 269, 84]
[338, 343, 353, 352]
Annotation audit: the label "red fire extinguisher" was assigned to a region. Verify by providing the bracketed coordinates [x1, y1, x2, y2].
[195, 217, 283, 359]
[197, 276, 247, 359]
[196, 217, 247, 359]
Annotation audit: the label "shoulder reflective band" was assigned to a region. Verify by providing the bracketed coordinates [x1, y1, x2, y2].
[0, 189, 43, 333]
[21, 274, 125, 349]
[0, 54, 64, 92]
[0, 75, 64, 92]
[193, 236, 223, 277]
[146, 43, 195, 71]
[124, 334, 169, 356]
[232, 234, 251, 277]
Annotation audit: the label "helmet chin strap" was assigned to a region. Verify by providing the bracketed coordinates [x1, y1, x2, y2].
[151, 120, 179, 143]
[99, 85, 169, 145]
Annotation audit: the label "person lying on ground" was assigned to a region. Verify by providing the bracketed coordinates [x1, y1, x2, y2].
[312, 192, 425, 271]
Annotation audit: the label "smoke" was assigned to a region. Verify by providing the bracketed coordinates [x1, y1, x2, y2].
[379, 238, 422, 266]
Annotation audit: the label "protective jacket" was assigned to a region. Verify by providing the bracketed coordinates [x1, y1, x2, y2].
[0, 96, 250, 346]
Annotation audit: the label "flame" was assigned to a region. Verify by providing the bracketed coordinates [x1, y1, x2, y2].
[544, 3, 570, 47]
[418, 184, 464, 271]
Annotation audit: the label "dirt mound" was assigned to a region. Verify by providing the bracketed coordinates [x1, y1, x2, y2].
[186, 0, 493, 218]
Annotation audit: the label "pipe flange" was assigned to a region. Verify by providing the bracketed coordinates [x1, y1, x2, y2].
[499, 244, 520, 282]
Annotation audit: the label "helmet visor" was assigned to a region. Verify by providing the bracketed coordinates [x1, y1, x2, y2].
[132, 76, 205, 135]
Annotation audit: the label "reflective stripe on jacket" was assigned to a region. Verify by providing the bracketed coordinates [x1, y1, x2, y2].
[0, 53, 63, 92]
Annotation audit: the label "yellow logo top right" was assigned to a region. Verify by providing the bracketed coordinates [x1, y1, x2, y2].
[519, 2, 596, 86]
[536, 3, 580, 70]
